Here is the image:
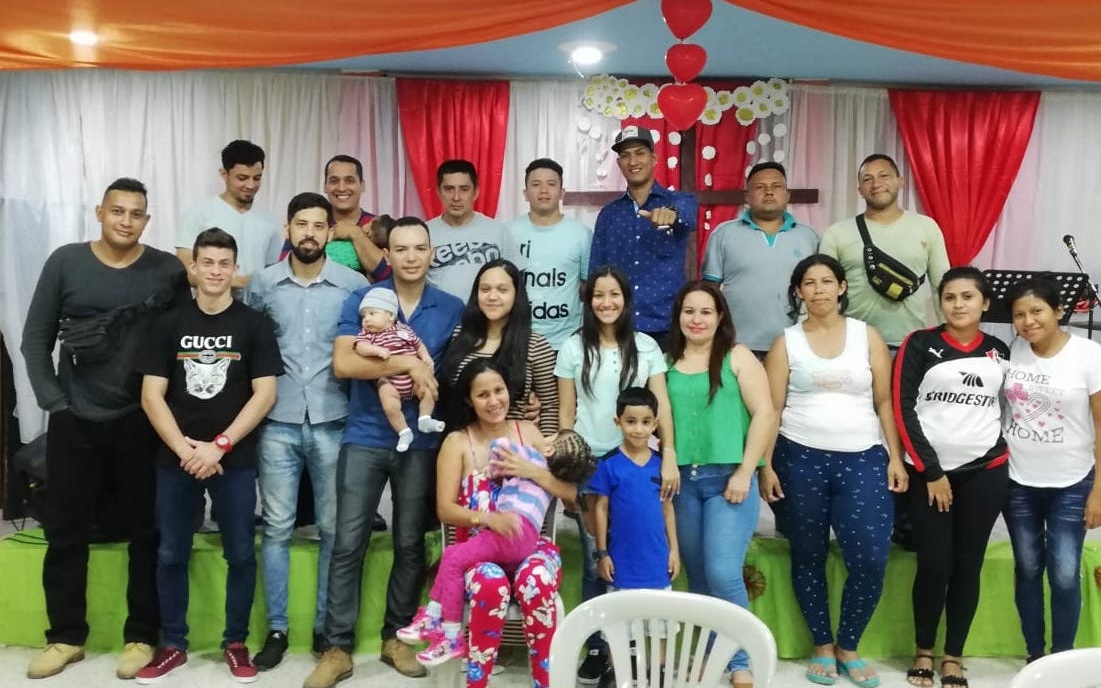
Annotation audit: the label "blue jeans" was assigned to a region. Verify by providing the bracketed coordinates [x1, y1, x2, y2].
[1003, 471, 1094, 656]
[323, 444, 435, 649]
[156, 465, 257, 651]
[675, 464, 759, 673]
[258, 419, 343, 634]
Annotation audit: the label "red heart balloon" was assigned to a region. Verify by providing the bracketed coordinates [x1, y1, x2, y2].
[665, 43, 708, 83]
[657, 83, 707, 131]
[661, 0, 713, 40]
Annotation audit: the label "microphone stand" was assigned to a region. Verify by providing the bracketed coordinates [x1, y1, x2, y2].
[1066, 243, 1101, 341]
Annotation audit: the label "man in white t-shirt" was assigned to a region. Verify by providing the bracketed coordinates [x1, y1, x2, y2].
[503, 158, 591, 350]
[176, 139, 283, 289]
[425, 159, 505, 300]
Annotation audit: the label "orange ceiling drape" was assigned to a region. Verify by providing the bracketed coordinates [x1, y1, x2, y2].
[0, 0, 632, 70]
[725, 0, 1101, 82]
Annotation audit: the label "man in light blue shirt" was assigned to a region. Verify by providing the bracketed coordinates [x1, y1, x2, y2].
[503, 158, 591, 350]
[702, 162, 819, 357]
[243, 192, 368, 670]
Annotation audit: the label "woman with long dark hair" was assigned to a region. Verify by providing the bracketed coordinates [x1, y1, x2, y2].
[440, 259, 558, 436]
[666, 280, 777, 688]
[553, 264, 677, 682]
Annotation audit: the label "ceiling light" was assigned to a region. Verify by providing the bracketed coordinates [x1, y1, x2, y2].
[559, 41, 617, 67]
[69, 31, 99, 47]
[570, 46, 604, 66]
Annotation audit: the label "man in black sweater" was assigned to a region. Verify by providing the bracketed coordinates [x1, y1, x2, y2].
[20, 177, 189, 680]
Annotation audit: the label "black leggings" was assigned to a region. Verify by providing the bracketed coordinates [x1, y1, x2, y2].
[905, 461, 1009, 656]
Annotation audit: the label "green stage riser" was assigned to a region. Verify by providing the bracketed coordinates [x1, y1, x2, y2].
[1, 531, 1098, 658]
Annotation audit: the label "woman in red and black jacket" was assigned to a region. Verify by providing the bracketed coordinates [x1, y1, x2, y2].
[892, 266, 1010, 688]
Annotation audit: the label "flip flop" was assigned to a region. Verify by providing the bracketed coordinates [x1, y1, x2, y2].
[805, 656, 837, 685]
[836, 658, 880, 688]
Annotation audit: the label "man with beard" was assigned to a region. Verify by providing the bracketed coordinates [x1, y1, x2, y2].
[243, 193, 368, 670]
[821, 154, 949, 349]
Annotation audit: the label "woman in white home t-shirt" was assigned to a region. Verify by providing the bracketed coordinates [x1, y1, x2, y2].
[1003, 277, 1101, 664]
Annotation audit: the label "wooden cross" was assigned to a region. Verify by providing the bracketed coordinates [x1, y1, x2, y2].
[564, 127, 819, 277]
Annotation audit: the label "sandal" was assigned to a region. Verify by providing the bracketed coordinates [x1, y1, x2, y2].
[940, 659, 968, 687]
[906, 653, 935, 687]
[835, 657, 880, 688]
[806, 656, 837, 685]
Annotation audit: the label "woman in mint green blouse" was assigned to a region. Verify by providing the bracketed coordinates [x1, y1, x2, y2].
[666, 280, 778, 688]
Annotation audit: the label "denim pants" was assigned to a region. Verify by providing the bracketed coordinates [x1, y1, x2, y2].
[323, 444, 435, 649]
[156, 465, 257, 650]
[42, 409, 159, 646]
[1003, 470, 1095, 656]
[258, 419, 343, 634]
[675, 464, 759, 673]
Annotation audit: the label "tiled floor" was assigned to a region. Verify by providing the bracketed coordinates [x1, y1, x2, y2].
[0, 645, 1027, 687]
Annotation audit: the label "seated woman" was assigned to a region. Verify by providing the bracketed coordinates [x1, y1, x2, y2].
[423, 359, 581, 687]
[763, 255, 907, 688]
[440, 259, 558, 436]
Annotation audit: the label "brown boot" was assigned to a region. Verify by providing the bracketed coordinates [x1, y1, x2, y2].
[302, 647, 354, 688]
[380, 638, 428, 678]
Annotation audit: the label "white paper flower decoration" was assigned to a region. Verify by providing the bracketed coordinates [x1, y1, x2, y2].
[668, 131, 682, 145]
[773, 150, 787, 163]
[650, 129, 662, 143]
[745, 141, 758, 154]
[750, 80, 767, 99]
[701, 107, 721, 125]
[640, 83, 658, 99]
[770, 96, 789, 115]
[629, 102, 646, 118]
[773, 122, 789, 137]
[757, 132, 772, 146]
[716, 91, 735, 111]
[704, 173, 713, 187]
[732, 86, 754, 106]
[667, 156, 678, 169]
[701, 145, 717, 160]
[735, 107, 756, 126]
[648, 101, 663, 117]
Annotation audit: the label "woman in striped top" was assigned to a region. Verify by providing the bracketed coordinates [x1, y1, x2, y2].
[440, 259, 559, 436]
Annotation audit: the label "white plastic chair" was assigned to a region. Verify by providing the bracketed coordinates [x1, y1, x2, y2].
[1008, 648, 1101, 688]
[548, 589, 778, 688]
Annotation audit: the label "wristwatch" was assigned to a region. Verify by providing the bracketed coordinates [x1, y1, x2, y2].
[213, 433, 233, 453]
[592, 549, 609, 561]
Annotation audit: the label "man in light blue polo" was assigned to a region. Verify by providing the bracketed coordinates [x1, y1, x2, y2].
[702, 162, 819, 358]
[503, 158, 591, 350]
[243, 192, 368, 670]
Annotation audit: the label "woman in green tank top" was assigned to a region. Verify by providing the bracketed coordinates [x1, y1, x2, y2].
[666, 281, 778, 688]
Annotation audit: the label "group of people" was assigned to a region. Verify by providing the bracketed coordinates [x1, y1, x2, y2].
[16, 126, 1100, 688]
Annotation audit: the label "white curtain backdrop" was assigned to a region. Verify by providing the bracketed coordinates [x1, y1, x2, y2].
[0, 70, 342, 441]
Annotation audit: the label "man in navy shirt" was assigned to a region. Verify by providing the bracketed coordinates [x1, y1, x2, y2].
[304, 217, 463, 688]
[589, 126, 698, 350]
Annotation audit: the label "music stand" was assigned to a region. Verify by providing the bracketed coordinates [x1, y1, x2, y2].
[983, 270, 1091, 334]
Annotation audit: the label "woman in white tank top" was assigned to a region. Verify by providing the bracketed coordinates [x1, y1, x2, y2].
[763, 254, 906, 687]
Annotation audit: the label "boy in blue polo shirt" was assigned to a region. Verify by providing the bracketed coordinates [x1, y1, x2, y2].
[589, 386, 679, 590]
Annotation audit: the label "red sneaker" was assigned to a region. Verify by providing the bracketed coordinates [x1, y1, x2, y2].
[134, 647, 187, 684]
[224, 642, 258, 683]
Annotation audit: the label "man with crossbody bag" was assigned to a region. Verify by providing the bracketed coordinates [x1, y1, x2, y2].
[820, 154, 950, 350]
[820, 154, 950, 551]
[21, 178, 189, 680]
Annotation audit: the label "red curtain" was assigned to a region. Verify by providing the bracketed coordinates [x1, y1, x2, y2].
[396, 78, 510, 218]
[888, 90, 1039, 266]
